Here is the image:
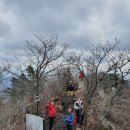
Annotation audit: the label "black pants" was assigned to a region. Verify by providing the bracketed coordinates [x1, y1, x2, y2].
[67, 124, 73, 130]
[76, 110, 80, 123]
[49, 117, 55, 130]
[76, 110, 84, 125]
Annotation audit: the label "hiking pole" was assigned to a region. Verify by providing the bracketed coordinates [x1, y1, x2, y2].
[43, 115, 46, 130]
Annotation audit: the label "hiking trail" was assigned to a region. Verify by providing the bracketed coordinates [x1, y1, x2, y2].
[75, 80, 85, 130]
[44, 79, 86, 130]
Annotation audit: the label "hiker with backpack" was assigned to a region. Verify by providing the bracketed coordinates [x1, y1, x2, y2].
[74, 97, 83, 126]
[66, 81, 75, 96]
[66, 107, 76, 130]
[47, 98, 56, 130]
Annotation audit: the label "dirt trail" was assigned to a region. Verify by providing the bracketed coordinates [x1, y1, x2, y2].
[76, 127, 82, 130]
[76, 80, 86, 130]
[53, 79, 86, 130]
[76, 80, 86, 98]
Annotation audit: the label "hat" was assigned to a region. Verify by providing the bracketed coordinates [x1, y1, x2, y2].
[51, 98, 55, 101]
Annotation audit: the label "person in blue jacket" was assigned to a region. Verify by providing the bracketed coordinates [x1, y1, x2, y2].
[66, 107, 74, 130]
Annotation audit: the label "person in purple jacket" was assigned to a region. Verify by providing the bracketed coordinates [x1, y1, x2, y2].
[66, 107, 74, 130]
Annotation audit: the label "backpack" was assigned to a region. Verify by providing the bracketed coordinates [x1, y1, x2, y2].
[71, 113, 77, 125]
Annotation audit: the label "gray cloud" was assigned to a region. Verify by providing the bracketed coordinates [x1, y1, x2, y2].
[0, 21, 11, 37]
[0, 0, 130, 62]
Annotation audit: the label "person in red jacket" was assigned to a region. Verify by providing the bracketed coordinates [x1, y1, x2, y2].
[47, 99, 56, 130]
[79, 70, 84, 80]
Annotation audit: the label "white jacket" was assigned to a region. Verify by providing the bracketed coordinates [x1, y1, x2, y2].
[74, 100, 83, 110]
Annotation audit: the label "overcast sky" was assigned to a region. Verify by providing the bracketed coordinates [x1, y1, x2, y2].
[0, 0, 130, 62]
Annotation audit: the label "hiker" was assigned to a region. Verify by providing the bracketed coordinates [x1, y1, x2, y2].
[74, 97, 83, 125]
[79, 70, 84, 80]
[47, 99, 56, 130]
[66, 107, 75, 130]
[66, 81, 75, 96]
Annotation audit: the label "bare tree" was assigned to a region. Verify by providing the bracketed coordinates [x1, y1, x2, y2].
[25, 36, 68, 114]
[0, 63, 10, 85]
